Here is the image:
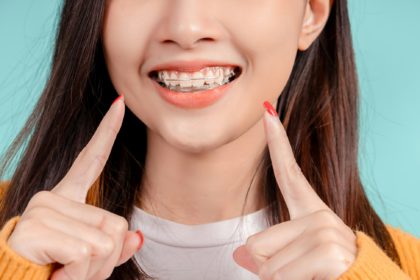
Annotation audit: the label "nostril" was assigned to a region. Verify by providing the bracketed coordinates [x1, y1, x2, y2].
[161, 37, 214, 47]
[199, 37, 214, 42]
[162, 39, 175, 45]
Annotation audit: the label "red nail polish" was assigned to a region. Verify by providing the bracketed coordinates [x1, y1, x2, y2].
[112, 95, 124, 105]
[136, 230, 144, 251]
[263, 101, 278, 117]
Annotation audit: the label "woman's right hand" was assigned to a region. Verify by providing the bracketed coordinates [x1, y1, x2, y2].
[6, 95, 143, 280]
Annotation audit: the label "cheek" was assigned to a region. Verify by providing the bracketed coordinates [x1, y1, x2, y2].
[102, 1, 161, 128]
[226, 1, 302, 102]
[102, 1, 152, 95]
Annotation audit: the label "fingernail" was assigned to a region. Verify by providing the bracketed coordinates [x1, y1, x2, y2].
[136, 230, 144, 251]
[112, 94, 124, 106]
[263, 101, 278, 117]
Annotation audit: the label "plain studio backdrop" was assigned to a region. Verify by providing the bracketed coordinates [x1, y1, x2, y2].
[0, 0, 419, 237]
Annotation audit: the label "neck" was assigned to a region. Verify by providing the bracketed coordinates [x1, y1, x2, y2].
[137, 117, 268, 225]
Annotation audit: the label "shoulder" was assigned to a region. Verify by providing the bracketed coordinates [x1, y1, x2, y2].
[385, 224, 420, 272]
[386, 224, 420, 246]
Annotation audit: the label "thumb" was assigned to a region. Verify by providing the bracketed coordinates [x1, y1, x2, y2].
[232, 245, 259, 275]
[116, 230, 144, 266]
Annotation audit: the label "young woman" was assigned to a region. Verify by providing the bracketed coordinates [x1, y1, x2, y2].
[0, 0, 419, 279]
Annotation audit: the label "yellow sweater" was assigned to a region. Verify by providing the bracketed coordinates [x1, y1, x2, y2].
[0, 182, 419, 279]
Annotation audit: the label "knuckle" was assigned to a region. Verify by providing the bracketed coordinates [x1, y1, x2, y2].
[105, 124, 119, 138]
[13, 217, 38, 236]
[100, 235, 115, 256]
[71, 178, 86, 190]
[83, 148, 108, 170]
[22, 207, 51, 224]
[93, 154, 108, 169]
[275, 161, 303, 188]
[272, 165, 282, 178]
[286, 161, 303, 178]
[320, 242, 352, 274]
[113, 216, 129, 235]
[26, 217, 45, 229]
[315, 209, 338, 226]
[315, 227, 339, 244]
[28, 191, 51, 207]
[96, 211, 108, 229]
[319, 242, 344, 258]
[336, 260, 350, 274]
[26, 206, 51, 218]
[244, 235, 260, 256]
[75, 243, 92, 259]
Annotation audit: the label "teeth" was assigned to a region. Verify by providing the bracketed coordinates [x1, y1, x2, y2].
[168, 72, 177, 87]
[204, 68, 215, 79]
[192, 72, 205, 88]
[217, 68, 224, 84]
[179, 73, 192, 88]
[154, 66, 237, 92]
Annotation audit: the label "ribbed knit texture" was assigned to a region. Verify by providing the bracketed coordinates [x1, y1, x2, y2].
[0, 181, 418, 279]
[388, 226, 420, 279]
[338, 230, 416, 279]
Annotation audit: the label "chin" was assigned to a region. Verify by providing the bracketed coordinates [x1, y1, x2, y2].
[162, 124, 235, 155]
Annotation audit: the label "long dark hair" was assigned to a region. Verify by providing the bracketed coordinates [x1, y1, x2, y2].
[0, 0, 401, 278]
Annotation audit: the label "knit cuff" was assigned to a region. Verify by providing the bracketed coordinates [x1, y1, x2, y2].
[338, 230, 410, 280]
[0, 216, 53, 279]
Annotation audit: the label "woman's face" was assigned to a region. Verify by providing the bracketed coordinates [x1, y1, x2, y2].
[102, 0, 321, 153]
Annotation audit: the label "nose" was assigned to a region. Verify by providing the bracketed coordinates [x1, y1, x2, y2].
[155, 0, 224, 50]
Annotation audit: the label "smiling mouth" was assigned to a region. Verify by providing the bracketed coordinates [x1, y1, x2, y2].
[148, 66, 242, 93]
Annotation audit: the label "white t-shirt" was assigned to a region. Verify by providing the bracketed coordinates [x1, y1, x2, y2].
[130, 206, 270, 280]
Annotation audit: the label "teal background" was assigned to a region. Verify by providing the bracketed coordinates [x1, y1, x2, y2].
[0, 1, 419, 237]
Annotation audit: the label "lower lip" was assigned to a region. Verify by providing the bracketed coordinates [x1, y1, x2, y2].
[151, 79, 236, 109]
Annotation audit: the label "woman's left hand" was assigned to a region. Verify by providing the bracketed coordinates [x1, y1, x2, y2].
[232, 101, 357, 280]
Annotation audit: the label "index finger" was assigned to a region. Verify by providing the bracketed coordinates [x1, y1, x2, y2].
[262, 101, 328, 219]
[52, 95, 125, 203]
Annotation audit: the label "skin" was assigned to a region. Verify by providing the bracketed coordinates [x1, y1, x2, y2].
[233, 107, 356, 279]
[100, 0, 320, 223]
[7, 0, 357, 279]
[7, 97, 142, 280]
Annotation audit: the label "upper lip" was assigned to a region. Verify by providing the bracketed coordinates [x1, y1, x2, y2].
[148, 60, 242, 73]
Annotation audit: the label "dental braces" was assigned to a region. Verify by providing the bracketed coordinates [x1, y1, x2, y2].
[158, 71, 236, 82]
[164, 83, 228, 92]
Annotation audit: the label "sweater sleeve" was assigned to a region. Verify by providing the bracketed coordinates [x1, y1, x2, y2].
[0, 216, 53, 279]
[338, 227, 419, 280]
